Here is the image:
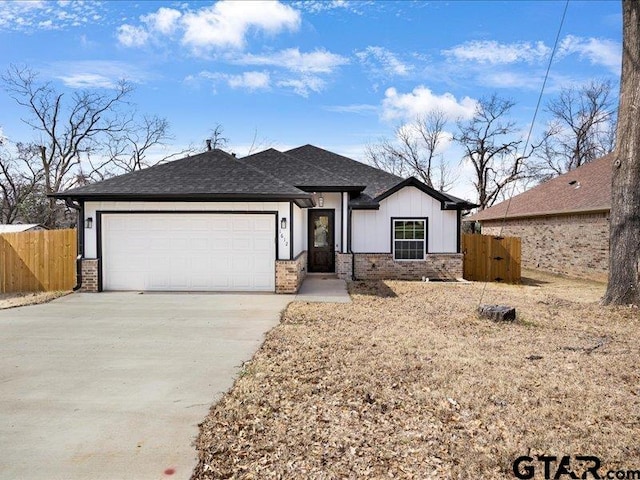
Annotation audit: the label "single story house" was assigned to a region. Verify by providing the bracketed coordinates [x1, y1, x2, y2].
[52, 145, 475, 293]
[467, 154, 612, 282]
[0, 224, 48, 233]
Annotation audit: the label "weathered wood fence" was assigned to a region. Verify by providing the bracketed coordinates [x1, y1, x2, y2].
[0, 229, 77, 293]
[462, 234, 521, 283]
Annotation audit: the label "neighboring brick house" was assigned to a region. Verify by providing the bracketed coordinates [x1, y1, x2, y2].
[467, 155, 612, 282]
[52, 145, 476, 293]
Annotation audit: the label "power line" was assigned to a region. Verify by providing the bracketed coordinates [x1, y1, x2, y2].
[477, 0, 570, 306]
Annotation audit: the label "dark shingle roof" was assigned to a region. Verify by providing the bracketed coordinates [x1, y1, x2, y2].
[241, 148, 363, 190]
[469, 154, 612, 222]
[285, 144, 474, 208]
[56, 149, 311, 202]
[53, 144, 475, 210]
[285, 144, 402, 204]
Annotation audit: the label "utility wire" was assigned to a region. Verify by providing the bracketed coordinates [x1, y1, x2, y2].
[477, 0, 570, 306]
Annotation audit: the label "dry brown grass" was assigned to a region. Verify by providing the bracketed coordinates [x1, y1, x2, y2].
[0, 290, 69, 310]
[192, 270, 640, 479]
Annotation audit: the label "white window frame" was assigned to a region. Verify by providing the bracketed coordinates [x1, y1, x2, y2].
[392, 218, 427, 261]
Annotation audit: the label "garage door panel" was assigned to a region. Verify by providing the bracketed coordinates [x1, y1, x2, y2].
[102, 213, 275, 291]
[252, 217, 274, 232]
[253, 237, 273, 252]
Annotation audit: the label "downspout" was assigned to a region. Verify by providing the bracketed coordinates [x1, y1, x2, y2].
[65, 198, 83, 291]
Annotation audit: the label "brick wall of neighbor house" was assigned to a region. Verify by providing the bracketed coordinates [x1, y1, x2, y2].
[335, 252, 353, 280]
[481, 212, 609, 282]
[275, 251, 307, 293]
[80, 259, 99, 292]
[352, 253, 463, 281]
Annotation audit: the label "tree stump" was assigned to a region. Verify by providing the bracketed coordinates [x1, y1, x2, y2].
[478, 304, 516, 322]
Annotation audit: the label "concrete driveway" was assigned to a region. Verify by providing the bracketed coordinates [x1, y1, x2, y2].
[0, 292, 292, 480]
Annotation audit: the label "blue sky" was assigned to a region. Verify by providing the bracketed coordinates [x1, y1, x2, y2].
[0, 0, 622, 200]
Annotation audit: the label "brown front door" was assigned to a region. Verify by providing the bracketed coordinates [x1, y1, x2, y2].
[308, 209, 335, 272]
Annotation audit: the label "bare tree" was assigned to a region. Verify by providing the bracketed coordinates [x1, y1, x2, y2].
[246, 127, 274, 155]
[537, 79, 616, 178]
[365, 110, 457, 191]
[455, 94, 539, 210]
[603, 0, 640, 306]
[2, 65, 133, 226]
[0, 142, 43, 223]
[207, 123, 229, 151]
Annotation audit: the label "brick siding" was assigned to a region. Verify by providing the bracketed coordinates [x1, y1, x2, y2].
[275, 251, 307, 293]
[335, 252, 352, 280]
[80, 259, 99, 292]
[481, 212, 609, 282]
[347, 253, 462, 281]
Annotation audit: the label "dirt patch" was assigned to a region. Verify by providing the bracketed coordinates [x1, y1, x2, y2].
[192, 270, 640, 479]
[0, 291, 70, 309]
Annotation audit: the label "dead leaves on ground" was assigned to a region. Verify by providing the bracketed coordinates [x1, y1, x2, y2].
[192, 272, 640, 479]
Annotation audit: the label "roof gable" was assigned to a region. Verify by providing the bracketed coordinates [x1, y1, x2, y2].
[285, 144, 403, 201]
[470, 154, 613, 221]
[375, 177, 476, 210]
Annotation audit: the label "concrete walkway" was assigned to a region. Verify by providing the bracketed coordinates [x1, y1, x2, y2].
[295, 275, 351, 303]
[0, 292, 292, 480]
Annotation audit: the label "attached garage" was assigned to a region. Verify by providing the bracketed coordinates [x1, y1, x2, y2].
[100, 213, 276, 291]
[53, 146, 474, 293]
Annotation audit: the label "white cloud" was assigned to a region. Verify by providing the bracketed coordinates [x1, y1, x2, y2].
[480, 71, 547, 90]
[50, 61, 149, 88]
[381, 86, 477, 122]
[190, 70, 270, 92]
[116, 24, 149, 48]
[117, 1, 301, 55]
[142, 7, 182, 35]
[323, 104, 378, 114]
[443, 40, 551, 65]
[0, 0, 105, 32]
[182, 1, 299, 51]
[277, 76, 325, 97]
[356, 46, 412, 76]
[58, 73, 115, 89]
[227, 71, 270, 90]
[292, 0, 364, 15]
[558, 35, 621, 73]
[236, 48, 349, 73]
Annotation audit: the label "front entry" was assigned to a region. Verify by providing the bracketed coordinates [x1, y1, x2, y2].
[308, 209, 335, 272]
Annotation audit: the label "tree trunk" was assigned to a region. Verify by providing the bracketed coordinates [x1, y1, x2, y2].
[603, 0, 640, 306]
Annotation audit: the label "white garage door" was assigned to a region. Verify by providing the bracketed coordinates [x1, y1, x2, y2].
[101, 213, 276, 291]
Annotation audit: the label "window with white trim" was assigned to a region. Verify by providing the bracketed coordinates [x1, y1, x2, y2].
[393, 219, 426, 260]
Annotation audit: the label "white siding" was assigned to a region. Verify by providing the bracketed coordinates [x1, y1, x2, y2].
[83, 201, 291, 259]
[292, 203, 306, 257]
[351, 186, 458, 253]
[309, 192, 343, 253]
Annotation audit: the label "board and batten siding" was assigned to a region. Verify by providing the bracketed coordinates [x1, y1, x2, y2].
[83, 201, 292, 260]
[351, 186, 458, 253]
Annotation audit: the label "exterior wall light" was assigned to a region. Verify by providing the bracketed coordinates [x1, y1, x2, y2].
[281, 218, 287, 229]
[85, 217, 93, 229]
[318, 195, 324, 207]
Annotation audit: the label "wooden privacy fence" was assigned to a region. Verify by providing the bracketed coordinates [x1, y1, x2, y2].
[0, 229, 77, 293]
[462, 234, 521, 283]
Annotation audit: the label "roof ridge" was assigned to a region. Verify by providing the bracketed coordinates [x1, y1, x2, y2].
[278, 149, 357, 185]
[234, 150, 308, 195]
[286, 144, 405, 182]
[470, 153, 613, 221]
